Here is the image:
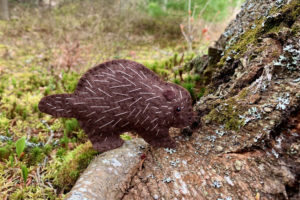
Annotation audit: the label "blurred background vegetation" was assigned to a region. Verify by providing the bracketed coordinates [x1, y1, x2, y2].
[0, 0, 244, 199]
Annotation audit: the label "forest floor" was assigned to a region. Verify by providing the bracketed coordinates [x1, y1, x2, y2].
[0, 1, 238, 199]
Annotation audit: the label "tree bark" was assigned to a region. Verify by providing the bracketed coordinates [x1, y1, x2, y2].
[65, 0, 300, 199]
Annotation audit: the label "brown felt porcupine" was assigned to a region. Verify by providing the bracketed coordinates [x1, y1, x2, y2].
[38, 59, 194, 152]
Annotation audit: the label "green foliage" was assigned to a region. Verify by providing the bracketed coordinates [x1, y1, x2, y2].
[120, 134, 132, 141]
[60, 131, 69, 148]
[28, 147, 43, 165]
[182, 82, 195, 99]
[173, 78, 181, 85]
[64, 118, 80, 133]
[197, 87, 205, 99]
[56, 148, 66, 158]
[184, 75, 193, 83]
[0, 147, 9, 161]
[193, 75, 201, 82]
[16, 137, 26, 159]
[9, 155, 14, 167]
[21, 165, 29, 184]
[53, 142, 96, 189]
[145, 0, 242, 21]
[76, 150, 98, 172]
[43, 144, 52, 156]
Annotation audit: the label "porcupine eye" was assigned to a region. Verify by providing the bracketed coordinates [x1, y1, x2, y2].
[176, 107, 181, 112]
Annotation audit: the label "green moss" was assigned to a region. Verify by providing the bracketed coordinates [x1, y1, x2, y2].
[205, 98, 245, 131]
[218, 1, 300, 68]
[238, 88, 249, 100]
[53, 142, 97, 189]
[120, 134, 132, 141]
[64, 118, 80, 134]
[28, 147, 43, 166]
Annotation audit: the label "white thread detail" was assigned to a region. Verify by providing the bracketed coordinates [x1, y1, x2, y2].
[180, 90, 182, 99]
[128, 88, 141, 93]
[155, 112, 162, 113]
[141, 116, 149, 124]
[139, 81, 152, 89]
[115, 97, 133, 103]
[127, 108, 136, 118]
[104, 137, 107, 142]
[94, 80, 109, 83]
[140, 70, 147, 79]
[86, 80, 93, 88]
[102, 72, 115, 77]
[67, 110, 72, 113]
[94, 75, 104, 77]
[127, 67, 143, 79]
[121, 122, 129, 127]
[150, 118, 158, 123]
[122, 76, 136, 86]
[86, 97, 104, 100]
[151, 124, 158, 131]
[171, 86, 174, 91]
[74, 102, 86, 105]
[98, 88, 111, 97]
[51, 107, 56, 110]
[86, 112, 96, 117]
[107, 67, 115, 74]
[152, 106, 159, 109]
[95, 116, 105, 122]
[56, 97, 61, 99]
[99, 120, 114, 129]
[79, 110, 87, 113]
[153, 85, 163, 91]
[156, 130, 159, 136]
[129, 97, 142, 106]
[134, 120, 139, 125]
[140, 92, 155, 95]
[108, 77, 122, 83]
[134, 110, 142, 118]
[110, 84, 131, 88]
[55, 101, 62, 103]
[47, 103, 52, 107]
[163, 120, 165, 124]
[115, 111, 128, 116]
[118, 63, 125, 70]
[112, 118, 122, 127]
[86, 87, 96, 94]
[113, 92, 128, 96]
[102, 106, 120, 113]
[142, 103, 150, 114]
[91, 106, 110, 108]
[56, 109, 64, 111]
[116, 70, 132, 78]
[146, 96, 160, 101]
[166, 112, 171, 115]
[146, 127, 149, 130]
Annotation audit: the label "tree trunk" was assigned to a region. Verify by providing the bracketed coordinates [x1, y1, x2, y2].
[65, 0, 300, 199]
[0, 0, 9, 20]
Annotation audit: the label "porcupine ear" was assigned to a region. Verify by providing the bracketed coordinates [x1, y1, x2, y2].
[163, 90, 176, 101]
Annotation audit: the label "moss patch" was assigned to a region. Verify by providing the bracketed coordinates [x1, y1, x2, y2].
[205, 98, 245, 131]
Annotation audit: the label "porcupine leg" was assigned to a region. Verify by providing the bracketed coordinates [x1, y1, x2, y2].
[78, 120, 124, 152]
[88, 131, 124, 152]
[139, 128, 177, 149]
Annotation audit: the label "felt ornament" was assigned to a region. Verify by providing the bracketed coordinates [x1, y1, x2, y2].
[38, 59, 194, 152]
